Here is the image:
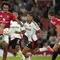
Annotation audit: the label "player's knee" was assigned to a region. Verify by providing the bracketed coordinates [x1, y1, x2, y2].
[22, 47, 30, 55]
[22, 50, 26, 55]
[2, 41, 8, 49]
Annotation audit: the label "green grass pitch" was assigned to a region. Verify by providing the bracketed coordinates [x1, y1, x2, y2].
[0, 56, 60, 60]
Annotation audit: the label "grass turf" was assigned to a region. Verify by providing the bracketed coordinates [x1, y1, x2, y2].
[0, 56, 60, 60]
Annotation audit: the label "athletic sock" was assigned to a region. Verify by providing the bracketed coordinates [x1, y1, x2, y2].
[26, 57, 31, 60]
[18, 50, 25, 60]
[39, 47, 47, 52]
[51, 51, 58, 60]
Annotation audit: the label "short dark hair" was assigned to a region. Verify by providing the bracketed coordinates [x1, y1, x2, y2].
[48, 12, 55, 16]
[27, 12, 33, 16]
[1, 1, 10, 9]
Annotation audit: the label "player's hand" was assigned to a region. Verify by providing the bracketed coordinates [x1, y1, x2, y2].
[40, 29, 44, 37]
[3, 28, 10, 35]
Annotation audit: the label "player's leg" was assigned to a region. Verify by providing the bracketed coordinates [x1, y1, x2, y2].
[51, 44, 59, 60]
[8, 38, 25, 60]
[1, 35, 9, 60]
[15, 38, 25, 60]
[15, 38, 21, 53]
[8, 38, 17, 56]
[33, 47, 48, 53]
[33, 42, 53, 53]
[20, 35, 31, 60]
[0, 25, 9, 60]
[51, 51, 58, 60]
[22, 46, 31, 60]
[22, 39, 33, 60]
[51, 37, 60, 60]
[16, 46, 25, 60]
[1, 41, 8, 60]
[51, 45, 59, 60]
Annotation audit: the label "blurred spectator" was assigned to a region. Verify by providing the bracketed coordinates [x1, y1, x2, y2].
[48, 36, 56, 48]
[47, 23, 56, 40]
[20, 12, 27, 24]
[19, 4, 27, 13]
[0, 0, 4, 3]
[26, 0, 33, 11]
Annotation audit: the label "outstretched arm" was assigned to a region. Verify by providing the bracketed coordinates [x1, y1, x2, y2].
[13, 12, 24, 27]
[38, 29, 44, 37]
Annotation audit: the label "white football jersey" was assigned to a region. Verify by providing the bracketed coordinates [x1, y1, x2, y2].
[24, 21, 40, 42]
[9, 21, 23, 40]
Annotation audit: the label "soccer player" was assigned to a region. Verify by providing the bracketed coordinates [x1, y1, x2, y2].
[0, 2, 23, 60]
[15, 13, 52, 60]
[48, 12, 60, 60]
[21, 13, 44, 60]
[8, 12, 25, 60]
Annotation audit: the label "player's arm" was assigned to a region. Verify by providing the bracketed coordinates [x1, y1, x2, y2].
[14, 15, 24, 27]
[15, 19, 24, 27]
[55, 25, 60, 37]
[15, 30, 26, 34]
[11, 12, 24, 27]
[0, 24, 5, 34]
[33, 21, 44, 36]
[15, 25, 26, 34]
[38, 29, 44, 37]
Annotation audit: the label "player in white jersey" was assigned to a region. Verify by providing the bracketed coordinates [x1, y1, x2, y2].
[7, 12, 25, 60]
[8, 20, 22, 52]
[21, 13, 44, 60]
[14, 13, 53, 60]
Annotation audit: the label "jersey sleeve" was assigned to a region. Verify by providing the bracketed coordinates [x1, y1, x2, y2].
[10, 13, 16, 21]
[33, 21, 40, 31]
[51, 17, 60, 27]
[50, 17, 57, 27]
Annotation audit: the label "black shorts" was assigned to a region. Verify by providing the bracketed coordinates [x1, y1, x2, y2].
[8, 38, 20, 49]
[27, 41, 37, 49]
[23, 35, 38, 49]
[23, 34, 28, 41]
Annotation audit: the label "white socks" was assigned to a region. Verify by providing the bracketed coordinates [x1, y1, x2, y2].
[39, 47, 47, 52]
[18, 50, 31, 60]
[18, 50, 25, 60]
[26, 57, 31, 60]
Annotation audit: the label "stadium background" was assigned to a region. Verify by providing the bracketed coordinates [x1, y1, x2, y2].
[0, 0, 60, 57]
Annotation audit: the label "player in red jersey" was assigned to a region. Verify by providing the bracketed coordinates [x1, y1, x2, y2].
[0, 2, 23, 60]
[48, 12, 60, 60]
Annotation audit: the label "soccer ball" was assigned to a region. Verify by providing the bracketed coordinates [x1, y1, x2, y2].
[3, 28, 10, 35]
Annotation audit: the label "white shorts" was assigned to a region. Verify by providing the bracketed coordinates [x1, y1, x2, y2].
[0, 35, 9, 44]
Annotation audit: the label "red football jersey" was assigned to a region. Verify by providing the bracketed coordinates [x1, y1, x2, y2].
[50, 17, 60, 29]
[0, 11, 16, 28]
